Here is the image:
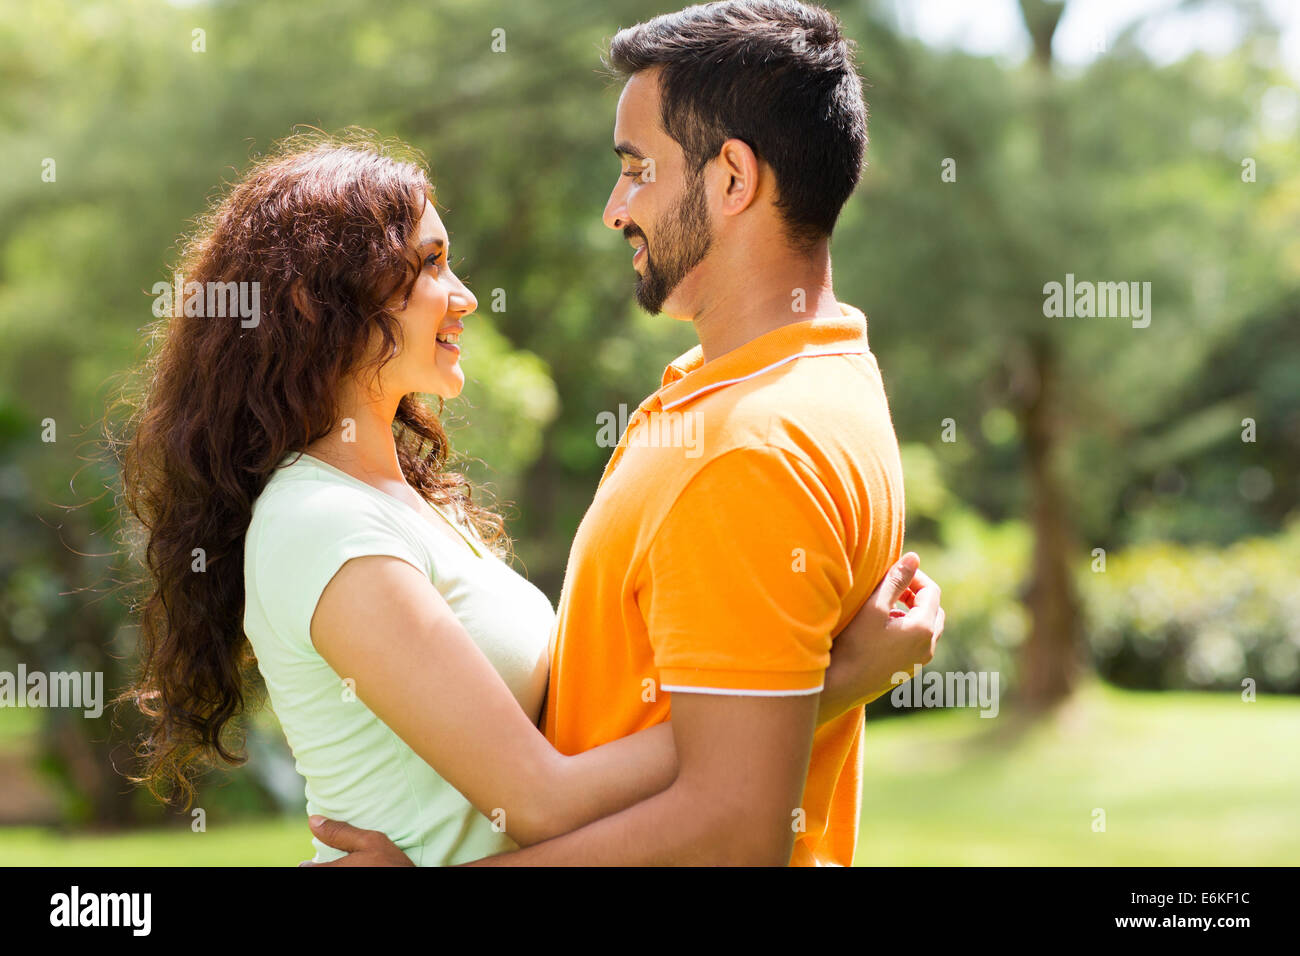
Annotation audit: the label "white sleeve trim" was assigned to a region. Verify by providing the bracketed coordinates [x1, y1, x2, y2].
[659, 683, 825, 697]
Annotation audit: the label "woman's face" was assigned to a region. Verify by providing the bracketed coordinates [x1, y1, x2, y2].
[382, 199, 477, 400]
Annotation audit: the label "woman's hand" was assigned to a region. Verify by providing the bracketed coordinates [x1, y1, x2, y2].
[819, 552, 945, 724]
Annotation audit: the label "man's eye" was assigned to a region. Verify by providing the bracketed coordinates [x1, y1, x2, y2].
[622, 168, 642, 179]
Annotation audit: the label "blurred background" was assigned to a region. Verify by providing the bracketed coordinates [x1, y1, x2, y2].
[0, 0, 1297, 865]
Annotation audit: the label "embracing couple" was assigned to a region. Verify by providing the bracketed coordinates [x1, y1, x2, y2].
[121, 0, 944, 867]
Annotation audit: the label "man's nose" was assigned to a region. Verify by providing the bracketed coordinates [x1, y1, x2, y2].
[603, 182, 629, 232]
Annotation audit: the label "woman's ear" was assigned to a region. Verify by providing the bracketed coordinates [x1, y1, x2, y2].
[291, 279, 315, 321]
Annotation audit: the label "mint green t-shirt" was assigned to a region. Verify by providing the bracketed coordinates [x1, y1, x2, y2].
[243, 453, 554, 865]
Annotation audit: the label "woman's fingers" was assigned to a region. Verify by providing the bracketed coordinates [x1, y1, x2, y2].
[873, 552, 920, 613]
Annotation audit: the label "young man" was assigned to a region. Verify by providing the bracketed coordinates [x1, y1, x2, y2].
[313, 0, 940, 866]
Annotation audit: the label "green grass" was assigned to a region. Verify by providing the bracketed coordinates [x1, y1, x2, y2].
[1, 683, 1296, 865]
[856, 681, 1300, 865]
[0, 817, 312, 866]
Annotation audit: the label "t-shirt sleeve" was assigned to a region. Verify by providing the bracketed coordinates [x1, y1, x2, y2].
[248, 485, 428, 654]
[640, 445, 852, 696]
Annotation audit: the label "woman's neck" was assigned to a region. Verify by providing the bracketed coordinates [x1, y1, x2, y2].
[305, 386, 406, 486]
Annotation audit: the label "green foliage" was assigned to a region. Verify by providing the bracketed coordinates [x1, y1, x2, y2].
[1084, 520, 1300, 693]
[1, 0, 1297, 829]
[869, 510, 1300, 710]
[831, 4, 1300, 542]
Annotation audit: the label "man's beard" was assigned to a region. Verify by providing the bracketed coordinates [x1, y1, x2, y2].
[630, 170, 713, 314]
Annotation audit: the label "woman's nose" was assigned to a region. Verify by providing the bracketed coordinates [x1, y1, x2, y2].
[449, 282, 476, 317]
[453, 293, 476, 317]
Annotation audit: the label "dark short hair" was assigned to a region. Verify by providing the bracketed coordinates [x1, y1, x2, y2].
[608, 0, 867, 250]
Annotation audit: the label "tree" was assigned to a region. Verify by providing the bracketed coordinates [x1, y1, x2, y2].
[830, 0, 1297, 708]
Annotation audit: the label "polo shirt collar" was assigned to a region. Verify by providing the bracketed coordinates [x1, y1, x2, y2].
[657, 303, 870, 412]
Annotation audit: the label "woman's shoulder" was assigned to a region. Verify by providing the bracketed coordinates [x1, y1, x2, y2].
[243, 456, 432, 650]
[246, 456, 425, 567]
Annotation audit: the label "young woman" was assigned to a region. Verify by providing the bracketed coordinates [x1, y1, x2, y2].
[119, 134, 936, 865]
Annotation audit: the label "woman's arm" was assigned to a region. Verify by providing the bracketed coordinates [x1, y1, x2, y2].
[818, 552, 945, 723]
[310, 554, 677, 847]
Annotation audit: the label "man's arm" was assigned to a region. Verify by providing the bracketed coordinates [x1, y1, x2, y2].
[469, 554, 946, 867]
[469, 690, 817, 866]
[474, 567, 951, 867]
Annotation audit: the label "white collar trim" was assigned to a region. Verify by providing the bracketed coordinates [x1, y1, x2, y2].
[661, 347, 869, 412]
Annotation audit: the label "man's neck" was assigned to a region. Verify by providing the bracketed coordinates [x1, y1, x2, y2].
[688, 244, 839, 364]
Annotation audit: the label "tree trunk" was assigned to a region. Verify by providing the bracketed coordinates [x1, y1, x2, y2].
[1018, 340, 1083, 707]
[1015, 0, 1082, 709]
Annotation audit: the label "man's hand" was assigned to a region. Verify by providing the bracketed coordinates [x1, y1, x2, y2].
[820, 552, 945, 721]
[300, 816, 414, 867]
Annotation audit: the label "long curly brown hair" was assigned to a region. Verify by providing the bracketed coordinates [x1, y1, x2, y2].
[114, 131, 506, 807]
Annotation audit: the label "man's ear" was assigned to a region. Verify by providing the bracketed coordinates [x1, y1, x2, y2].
[716, 137, 761, 218]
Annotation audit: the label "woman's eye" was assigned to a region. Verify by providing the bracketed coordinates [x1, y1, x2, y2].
[424, 253, 442, 271]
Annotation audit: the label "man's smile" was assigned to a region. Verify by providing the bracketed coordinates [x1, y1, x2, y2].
[628, 232, 648, 269]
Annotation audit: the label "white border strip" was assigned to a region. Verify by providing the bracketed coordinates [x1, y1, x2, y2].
[660, 683, 825, 697]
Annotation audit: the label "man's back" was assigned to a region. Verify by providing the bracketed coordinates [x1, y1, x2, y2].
[545, 306, 905, 866]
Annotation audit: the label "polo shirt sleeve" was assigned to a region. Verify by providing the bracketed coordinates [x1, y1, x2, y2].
[640, 445, 852, 696]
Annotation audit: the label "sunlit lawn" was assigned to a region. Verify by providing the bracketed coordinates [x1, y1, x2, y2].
[857, 681, 1300, 865]
[1, 683, 1296, 865]
[0, 817, 311, 866]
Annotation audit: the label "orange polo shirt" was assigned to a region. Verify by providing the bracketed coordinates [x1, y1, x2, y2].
[543, 304, 905, 866]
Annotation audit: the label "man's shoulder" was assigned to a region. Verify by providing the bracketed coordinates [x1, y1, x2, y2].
[685, 349, 893, 463]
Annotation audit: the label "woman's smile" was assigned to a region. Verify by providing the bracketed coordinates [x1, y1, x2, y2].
[436, 323, 463, 353]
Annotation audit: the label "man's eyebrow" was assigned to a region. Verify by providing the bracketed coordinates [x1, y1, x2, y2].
[613, 141, 646, 161]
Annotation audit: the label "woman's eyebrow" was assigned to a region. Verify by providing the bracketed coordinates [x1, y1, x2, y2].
[417, 237, 447, 252]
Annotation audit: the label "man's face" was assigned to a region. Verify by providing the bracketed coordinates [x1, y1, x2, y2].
[603, 69, 713, 316]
